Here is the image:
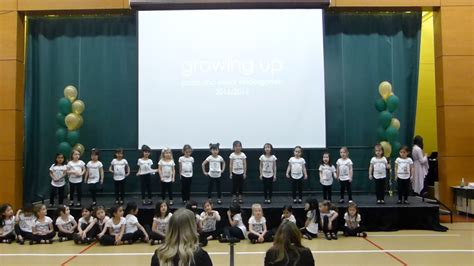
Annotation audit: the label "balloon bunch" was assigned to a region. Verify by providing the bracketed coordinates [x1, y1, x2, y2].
[375, 81, 401, 158]
[56, 86, 86, 156]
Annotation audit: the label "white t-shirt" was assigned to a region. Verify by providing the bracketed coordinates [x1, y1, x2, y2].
[370, 157, 388, 179]
[1, 216, 15, 236]
[288, 157, 306, 179]
[67, 160, 85, 183]
[106, 217, 126, 235]
[153, 213, 172, 234]
[229, 152, 247, 175]
[125, 214, 139, 234]
[97, 216, 110, 231]
[18, 213, 36, 233]
[111, 158, 129, 181]
[78, 216, 94, 227]
[50, 164, 67, 187]
[336, 158, 353, 181]
[233, 213, 247, 235]
[158, 159, 175, 182]
[319, 164, 336, 186]
[200, 211, 221, 233]
[248, 216, 266, 234]
[178, 156, 194, 178]
[320, 210, 337, 222]
[344, 213, 361, 229]
[86, 160, 103, 184]
[396, 157, 413, 179]
[34, 216, 53, 235]
[137, 158, 154, 175]
[282, 214, 297, 224]
[206, 155, 224, 178]
[259, 155, 277, 178]
[56, 215, 76, 231]
[306, 210, 319, 234]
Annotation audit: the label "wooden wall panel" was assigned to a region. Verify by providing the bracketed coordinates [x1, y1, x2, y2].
[0, 61, 23, 111]
[440, 0, 474, 6]
[0, 0, 17, 10]
[18, 0, 125, 11]
[332, 0, 440, 7]
[438, 156, 474, 208]
[438, 6, 474, 56]
[0, 111, 23, 161]
[0, 160, 23, 208]
[435, 56, 474, 107]
[437, 106, 474, 157]
[0, 12, 20, 60]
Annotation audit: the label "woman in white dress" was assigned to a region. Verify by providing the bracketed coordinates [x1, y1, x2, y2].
[412, 135, 429, 195]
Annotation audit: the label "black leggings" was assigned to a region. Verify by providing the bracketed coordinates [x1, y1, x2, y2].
[262, 178, 273, 200]
[248, 231, 272, 242]
[161, 182, 173, 200]
[181, 176, 192, 201]
[344, 226, 363, 236]
[15, 225, 34, 240]
[0, 232, 15, 242]
[208, 178, 222, 199]
[88, 183, 98, 202]
[146, 225, 165, 241]
[75, 223, 99, 241]
[114, 180, 125, 201]
[50, 186, 65, 205]
[223, 226, 245, 240]
[375, 178, 386, 201]
[232, 173, 244, 196]
[100, 234, 124, 246]
[122, 230, 146, 243]
[32, 232, 56, 242]
[291, 178, 303, 200]
[140, 174, 152, 200]
[69, 182, 82, 202]
[397, 178, 410, 201]
[58, 231, 75, 240]
[300, 228, 318, 238]
[322, 185, 332, 201]
[340, 180, 352, 200]
[322, 216, 338, 234]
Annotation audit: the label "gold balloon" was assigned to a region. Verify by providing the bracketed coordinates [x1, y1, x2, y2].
[378, 81, 393, 100]
[65, 113, 81, 131]
[72, 100, 85, 114]
[77, 115, 83, 128]
[73, 143, 85, 155]
[380, 141, 392, 157]
[64, 85, 78, 102]
[390, 118, 400, 130]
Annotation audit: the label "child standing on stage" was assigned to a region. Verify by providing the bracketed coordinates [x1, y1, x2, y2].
[109, 148, 130, 205]
[286, 146, 308, 204]
[248, 203, 272, 244]
[202, 143, 225, 205]
[14, 205, 36, 244]
[319, 151, 336, 201]
[158, 148, 175, 206]
[149, 201, 172, 245]
[319, 200, 338, 240]
[343, 202, 367, 237]
[123, 202, 149, 244]
[75, 206, 97, 244]
[259, 143, 277, 204]
[200, 200, 221, 241]
[55, 205, 77, 242]
[85, 148, 104, 206]
[67, 149, 86, 207]
[395, 146, 414, 204]
[229, 140, 247, 204]
[369, 144, 389, 204]
[336, 147, 353, 203]
[0, 204, 15, 244]
[99, 205, 126, 246]
[179, 144, 194, 204]
[301, 198, 319, 240]
[137, 145, 156, 205]
[49, 153, 67, 207]
[31, 204, 55, 244]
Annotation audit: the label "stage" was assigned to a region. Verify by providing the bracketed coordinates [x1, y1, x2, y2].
[46, 193, 447, 232]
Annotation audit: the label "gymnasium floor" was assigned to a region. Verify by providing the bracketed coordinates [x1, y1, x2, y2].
[0, 223, 472, 266]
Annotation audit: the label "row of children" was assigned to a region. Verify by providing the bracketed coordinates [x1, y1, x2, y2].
[49, 141, 415, 210]
[0, 198, 366, 245]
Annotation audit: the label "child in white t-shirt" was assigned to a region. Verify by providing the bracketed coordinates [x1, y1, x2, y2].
[221, 203, 246, 242]
[0, 204, 16, 244]
[109, 148, 130, 205]
[259, 143, 277, 204]
[158, 148, 176, 205]
[31, 204, 55, 244]
[137, 145, 156, 205]
[99, 206, 126, 246]
[85, 148, 104, 206]
[281, 205, 296, 224]
[202, 143, 225, 205]
[74, 206, 97, 244]
[319, 200, 339, 240]
[248, 204, 272, 244]
[55, 205, 77, 242]
[319, 151, 336, 202]
[149, 201, 172, 245]
[344, 202, 367, 237]
[229, 140, 247, 204]
[123, 202, 149, 244]
[286, 146, 308, 204]
[67, 149, 86, 207]
[200, 200, 221, 241]
[179, 144, 194, 204]
[395, 146, 414, 204]
[301, 198, 319, 240]
[336, 147, 353, 203]
[49, 153, 67, 207]
[15, 205, 36, 244]
[369, 144, 389, 204]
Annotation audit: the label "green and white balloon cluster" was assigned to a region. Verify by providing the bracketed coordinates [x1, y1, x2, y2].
[56, 85, 86, 156]
[375, 81, 401, 158]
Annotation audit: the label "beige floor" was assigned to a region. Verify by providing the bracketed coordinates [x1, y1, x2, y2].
[1, 223, 473, 266]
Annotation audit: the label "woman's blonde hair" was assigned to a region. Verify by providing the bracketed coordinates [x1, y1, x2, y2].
[160, 147, 174, 161]
[156, 208, 198, 266]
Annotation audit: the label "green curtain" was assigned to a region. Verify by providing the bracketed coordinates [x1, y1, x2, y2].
[23, 12, 421, 203]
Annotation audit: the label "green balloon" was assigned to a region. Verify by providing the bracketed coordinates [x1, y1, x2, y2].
[391, 141, 401, 155]
[379, 111, 392, 129]
[375, 98, 386, 112]
[55, 127, 67, 142]
[58, 141, 72, 156]
[385, 126, 399, 142]
[56, 113, 66, 127]
[376, 127, 386, 141]
[386, 95, 399, 112]
[67, 130, 80, 146]
[58, 97, 72, 115]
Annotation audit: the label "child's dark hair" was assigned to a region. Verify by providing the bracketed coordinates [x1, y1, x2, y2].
[232, 140, 242, 149]
[185, 200, 199, 214]
[413, 135, 424, 150]
[0, 203, 12, 226]
[320, 150, 332, 166]
[203, 200, 213, 208]
[347, 202, 359, 215]
[294, 145, 303, 154]
[21, 204, 34, 215]
[109, 205, 123, 217]
[54, 153, 66, 166]
[70, 149, 81, 160]
[263, 143, 274, 155]
[229, 203, 241, 216]
[91, 148, 100, 157]
[140, 145, 152, 158]
[319, 200, 332, 211]
[209, 143, 220, 151]
[93, 205, 106, 217]
[56, 205, 68, 217]
[305, 198, 319, 211]
[399, 145, 410, 153]
[154, 201, 169, 218]
[125, 202, 138, 215]
[182, 144, 192, 153]
[114, 148, 124, 158]
[81, 206, 93, 213]
[282, 205, 293, 213]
